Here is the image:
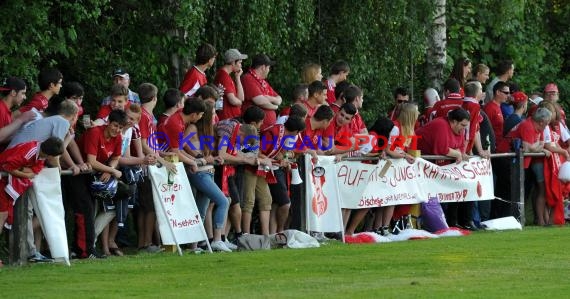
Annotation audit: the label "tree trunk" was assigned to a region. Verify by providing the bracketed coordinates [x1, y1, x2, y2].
[426, 0, 446, 92]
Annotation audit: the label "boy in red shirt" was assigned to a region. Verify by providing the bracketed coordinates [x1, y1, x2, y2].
[215, 48, 248, 120]
[95, 84, 129, 125]
[18, 68, 63, 117]
[0, 137, 64, 234]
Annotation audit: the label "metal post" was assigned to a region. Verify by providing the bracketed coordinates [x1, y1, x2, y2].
[512, 140, 525, 226]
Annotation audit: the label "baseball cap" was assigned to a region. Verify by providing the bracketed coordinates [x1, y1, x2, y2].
[529, 96, 544, 105]
[544, 83, 558, 93]
[251, 54, 276, 68]
[0, 77, 26, 92]
[511, 91, 528, 103]
[112, 68, 130, 79]
[224, 49, 248, 64]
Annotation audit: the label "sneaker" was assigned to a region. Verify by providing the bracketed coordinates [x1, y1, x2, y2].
[187, 247, 205, 255]
[211, 240, 232, 252]
[139, 245, 164, 253]
[87, 251, 107, 259]
[224, 240, 238, 250]
[28, 253, 54, 263]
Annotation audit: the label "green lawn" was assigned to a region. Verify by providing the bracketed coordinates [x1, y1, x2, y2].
[1, 227, 569, 298]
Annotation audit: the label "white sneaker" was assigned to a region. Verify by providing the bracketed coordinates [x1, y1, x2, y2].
[224, 240, 238, 250]
[211, 240, 232, 252]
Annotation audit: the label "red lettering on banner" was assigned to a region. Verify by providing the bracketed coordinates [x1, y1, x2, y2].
[337, 165, 368, 187]
[170, 214, 201, 228]
[160, 183, 182, 192]
[423, 163, 439, 179]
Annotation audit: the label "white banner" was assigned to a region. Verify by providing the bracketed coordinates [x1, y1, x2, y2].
[148, 163, 208, 246]
[304, 155, 344, 233]
[31, 168, 70, 265]
[306, 156, 494, 210]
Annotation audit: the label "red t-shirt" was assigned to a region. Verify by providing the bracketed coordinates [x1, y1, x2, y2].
[462, 98, 483, 153]
[325, 116, 352, 148]
[79, 125, 122, 163]
[417, 107, 435, 127]
[158, 112, 185, 151]
[349, 112, 366, 134]
[484, 101, 506, 152]
[180, 66, 207, 97]
[296, 118, 332, 151]
[330, 103, 341, 114]
[325, 79, 336, 104]
[19, 92, 48, 113]
[139, 108, 155, 140]
[215, 68, 241, 120]
[302, 101, 319, 118]
[505, 118, 543, 168]
[0, 100, 12, 129]
[433, 96, 463, 119]
[96, 105, 113, 120]
[416, 117, 465, 156]
[241, 70, 279, 130]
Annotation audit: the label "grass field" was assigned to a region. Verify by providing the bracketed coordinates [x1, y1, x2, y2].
[1, 226, 569, 298]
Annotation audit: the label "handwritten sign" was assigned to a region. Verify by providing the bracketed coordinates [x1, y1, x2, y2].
[304, 156, 344, 233]
[306, 157, 494, 210]
[148, 163, 208, 245]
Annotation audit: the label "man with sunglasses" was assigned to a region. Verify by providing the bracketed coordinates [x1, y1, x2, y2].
[388, 87, 409, 121]
[484, 81, 510, 153]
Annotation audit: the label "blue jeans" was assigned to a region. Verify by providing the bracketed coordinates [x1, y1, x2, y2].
[187, 170, 229, 229]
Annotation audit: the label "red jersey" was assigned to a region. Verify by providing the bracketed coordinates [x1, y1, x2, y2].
[505, 118, 543, 168]
[0, 141, 45, 174]
[19, 92, 48, 113]
[296, 118, 332, 151]
[330, 103, 341, 114]
[416, 117, 465, 156]
[484, 101, 506, 152]
[462, 97, 483, 153]
[302, 101, 319, 118]
[180, 66, 207, 97]
[79, 125, 122, 163]
[97, 105, 113, 120]
[432, 94, 463, 120]
[241, 69, 279, 130]
[139, 107, 155, 140]
[0, 100, 12, 151]
[349, 112, 366, 134]
[158, 112, 185, 151]
[417, 107, 435, 127]
[214, 68, 241, 120]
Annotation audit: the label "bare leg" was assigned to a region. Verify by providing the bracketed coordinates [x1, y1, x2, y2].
[382, 206, 395, 227]
[242, 212, 252, 234]
[144, 211, 155, 247]
[342, 209, 351, 230]
[205, 203, 214, 239]
[225, 203, 242, 235]
[269, 204, 278, 234]
[345, 209, 370, 235]
[101, 224, 110, 255]
[276, 203, 290, 233]
[535, 184, 546, 226]
[259, 210, 270, 236]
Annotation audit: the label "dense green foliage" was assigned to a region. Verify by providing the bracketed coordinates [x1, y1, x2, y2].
[1, 227, 570, 297]
[1, 0, 570, 123]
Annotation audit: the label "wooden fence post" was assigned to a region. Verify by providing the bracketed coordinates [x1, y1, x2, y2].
[8, 191, 29, 266]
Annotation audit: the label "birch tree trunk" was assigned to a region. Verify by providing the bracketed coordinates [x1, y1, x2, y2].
[426, 0, 447, 92]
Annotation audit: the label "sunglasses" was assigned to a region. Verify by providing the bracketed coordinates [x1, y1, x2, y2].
[499, 90, 511, 95]
[397, 100, 407, 104]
